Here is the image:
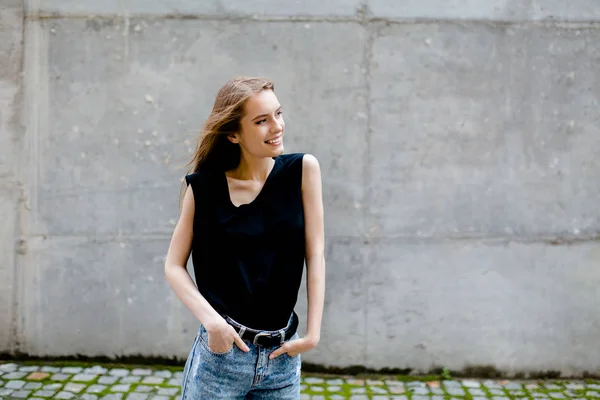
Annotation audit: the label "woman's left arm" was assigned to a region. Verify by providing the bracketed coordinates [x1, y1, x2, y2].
[270, 154, 326, 359]
[300, 154, 326, 347]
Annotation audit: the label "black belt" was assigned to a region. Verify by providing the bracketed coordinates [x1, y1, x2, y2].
[224, 312, 299, 347]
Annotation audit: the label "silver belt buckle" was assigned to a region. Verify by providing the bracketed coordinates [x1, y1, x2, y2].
[253, 332, 271, 346]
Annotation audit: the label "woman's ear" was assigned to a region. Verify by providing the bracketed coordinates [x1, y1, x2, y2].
[227, 133, 240, 144]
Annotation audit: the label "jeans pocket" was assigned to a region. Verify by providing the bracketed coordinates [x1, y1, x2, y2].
[198, 325, 235, 357]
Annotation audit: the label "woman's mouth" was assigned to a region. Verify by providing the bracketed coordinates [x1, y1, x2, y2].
[265, 137, 282, 145]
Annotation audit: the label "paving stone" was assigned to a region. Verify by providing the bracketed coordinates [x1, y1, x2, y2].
[142, 376, 164, 385]
[154, 370, 173, 379]
[385, 380, 403, 386]
[135, 385, 154, 393]
[300, 395, 310, 400]
[84, 366, 109, 375]
[469, 388, 486, 396]
[565, 383, 585, 390]
[43, 383, 63, 390]
[549, 392, 566, 398]
[150, 396, 170, 400]
[305, 377, 325, 384]
[56, 391, 76, 399]
[312, 396, 326, 400]
[473, 397, 488, 400]
[31, 398, 45, 400]
[28, 371, 51, 381]
[430, 387, 445, 395]
[371, 386, 389, 394]
[73, 373, 98, 382]
[109, 369, 130, 377]
[406, 381, 426, 388]
[505, 382, 523, 389]
[443, 380, 462, 388]
[327, 379, 344, 385]
[62, 367, 83, 374]
[390, 396, 408, 400]
[489, 388, 506, 395]
[5, 380, 26, 389]
[389, 386, 406, 394]
[23, 382, 43, 390]
[330, 396, 346, 400]
[431, 396, 444, 400]
[3, 372, 27, 379]
[412, 396, 429, 400]
[87, 384, 108, 393]
[19, 366, 40, 372]
[111, 384, 131, 392]
[349, 396, 369, 400]
[11, 389, 32, 398]
[34, 390, 58, 397]
[126, 393, 150, 400]
[64, 383, 87, 393]
[589, 384, 600, 390]
[101, 395, 123, 400]
[157, 388, 179, 396]
[367, 379, 384, 385]
[173, 372, 183, 379]
[120, 376, 142, 384]
[80, 395, 99, 400]
[0, 388, 15, 396]
[532, 393, 550, 398]
[51, 373, 72, 381]
[351, 386, 366, 394]
[347, 379, 365, 385]
[463, 380, 481, 388]
[492, 397, 510, 400]
[586, 391, 600, 397]
[98, 376, 119, 385]
[0, 363, 18, 372]
[544, 384, 563, 390]
[410, 387, 429, 395]
[327, 385, 342, 392]
[483, 380, 503, 389]
[447, 387, 466, 396]
[41, 366, 61, 373]
[311, 386, 324, 392]
[166, 378, 180, 386]
[132, 369, 152, 376]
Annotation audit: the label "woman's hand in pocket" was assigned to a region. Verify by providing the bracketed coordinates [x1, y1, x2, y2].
[269, 336, 318, 359]
[206, 321, 250, 353]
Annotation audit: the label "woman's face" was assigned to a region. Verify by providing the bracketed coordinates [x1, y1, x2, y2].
[229, 89, 285, 159]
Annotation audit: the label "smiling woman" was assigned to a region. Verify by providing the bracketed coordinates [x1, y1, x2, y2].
[164, 77, 326, 400]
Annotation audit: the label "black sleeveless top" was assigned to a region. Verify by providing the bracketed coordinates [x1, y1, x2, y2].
[185, 153, 306, 331]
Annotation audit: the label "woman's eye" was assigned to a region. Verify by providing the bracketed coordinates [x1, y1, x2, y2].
[277, 111, 283, 116]
[256, 119, 267, 125]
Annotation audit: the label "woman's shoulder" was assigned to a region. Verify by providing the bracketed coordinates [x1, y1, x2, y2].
[184, 164, 219, 187]
[277, 152, 306, 167]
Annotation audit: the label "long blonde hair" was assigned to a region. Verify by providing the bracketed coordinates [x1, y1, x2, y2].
[180, 76, 275, 208]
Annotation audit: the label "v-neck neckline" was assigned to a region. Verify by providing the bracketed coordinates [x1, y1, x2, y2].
[223, 157, 280, 209]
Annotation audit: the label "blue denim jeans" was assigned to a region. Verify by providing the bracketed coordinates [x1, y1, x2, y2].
[181, 320, 301, 399]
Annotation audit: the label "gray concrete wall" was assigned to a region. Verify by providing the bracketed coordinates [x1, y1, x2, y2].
[0, 0, 25, 355]
[1, 0, 599, 376]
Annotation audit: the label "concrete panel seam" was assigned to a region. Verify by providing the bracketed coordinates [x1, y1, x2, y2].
[22, 13, 600, 26]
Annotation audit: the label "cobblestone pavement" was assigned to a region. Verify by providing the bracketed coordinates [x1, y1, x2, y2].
[1, 362, 599, 399]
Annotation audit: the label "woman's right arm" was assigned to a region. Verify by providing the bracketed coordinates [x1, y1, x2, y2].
[164, 185, 223, 328]
[164, 184, 249, 352]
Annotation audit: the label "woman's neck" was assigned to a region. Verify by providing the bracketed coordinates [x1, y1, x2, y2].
[228, 154, 275, 182]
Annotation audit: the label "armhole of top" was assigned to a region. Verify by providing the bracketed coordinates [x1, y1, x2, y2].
[297, 153, 306, 191]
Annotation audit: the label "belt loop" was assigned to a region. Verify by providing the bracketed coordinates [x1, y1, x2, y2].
[238, 326, 246, 339]
[278, 329, 286, 345]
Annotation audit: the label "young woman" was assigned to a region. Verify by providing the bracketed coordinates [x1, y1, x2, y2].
[164, 76, 326, 399]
